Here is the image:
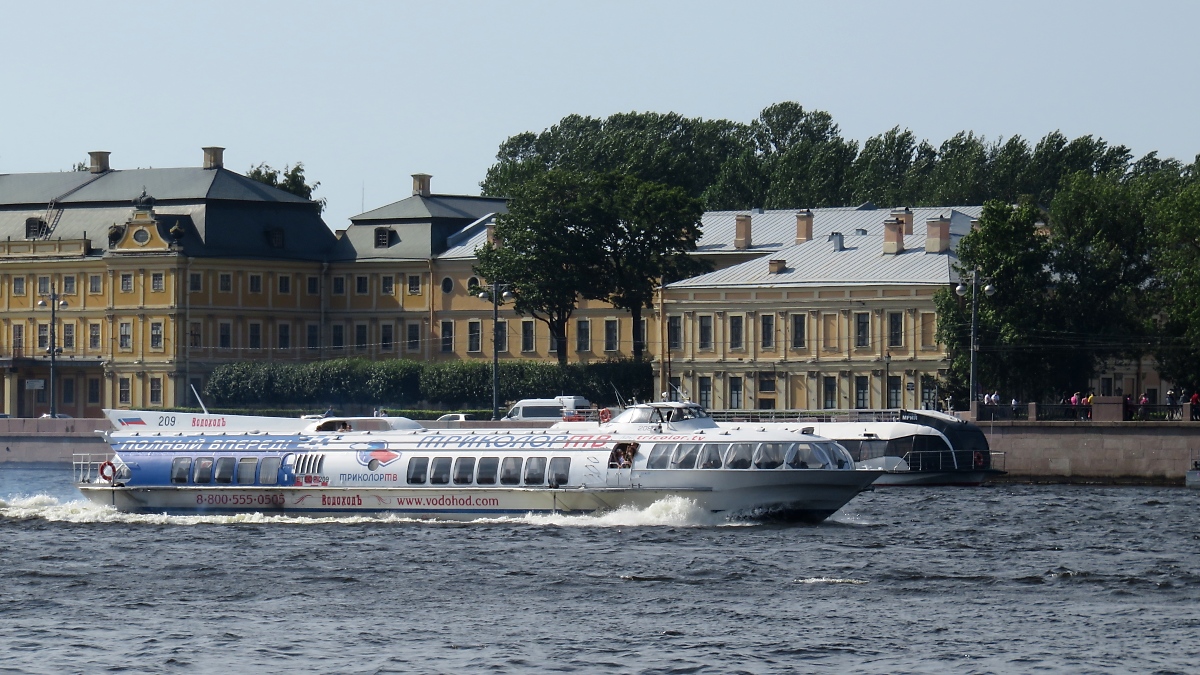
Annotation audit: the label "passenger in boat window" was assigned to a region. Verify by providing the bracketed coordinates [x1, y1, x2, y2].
[524, 457, 547, 485]
[338, 421, 352, 432]
[259, 457, 281, 485]
[608, 447, 624, 469]
[193, 457, 214, 483]
[786, 443, 811, 469]
[170, 457, 191, 484]
[754, 443, 787, 469]
[499, 457, 522, 485]
[214, 457, 236, 484]
[476, 457, 499, 485]
[787, 443, 831, 469]
[453, 457, 476, 485]
[316, 420, 338, 432]
[697, 444, 723, 469]
[620, 446, 634, 468]
[548, 457, 571, 486]
[670, 444, 700, 469]
[824, 443, 853, 469]
[645, 444, 674, 469]
[430, 457, 452, 484]
[723, 444, 753, 469]
[407, 457, 429, 484]
[237, 457, 257, 485]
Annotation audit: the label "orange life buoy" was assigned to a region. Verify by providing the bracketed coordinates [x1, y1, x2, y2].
[99, 461, 116, 481]
[973, 451, 984, 468]
[599, 408, 612, 423]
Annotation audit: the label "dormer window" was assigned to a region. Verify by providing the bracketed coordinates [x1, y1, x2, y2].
[25, 218, 45, 239]
[374, 227, 393, 248]
[268, 229, 285, 249]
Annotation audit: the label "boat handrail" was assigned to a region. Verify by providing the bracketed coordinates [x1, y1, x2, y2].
[708, 409, 911, 423]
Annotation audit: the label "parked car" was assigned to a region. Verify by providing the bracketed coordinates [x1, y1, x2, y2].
[40, 413, 72, 418]
[503, 396, 592, 421]
[435, 413, 478, 422]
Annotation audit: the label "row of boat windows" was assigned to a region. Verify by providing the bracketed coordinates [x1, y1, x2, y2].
[407, 456, 572, 487]
[837, 436, 951, 462]
[643, 442, 852, 470]
[170, 456, 281, 485]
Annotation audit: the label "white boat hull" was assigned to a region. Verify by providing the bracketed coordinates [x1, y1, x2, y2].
[78, 469, 876, 523]
[871, 470, 1001, 487]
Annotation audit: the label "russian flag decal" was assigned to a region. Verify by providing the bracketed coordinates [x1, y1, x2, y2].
[118, 417, 146, 426]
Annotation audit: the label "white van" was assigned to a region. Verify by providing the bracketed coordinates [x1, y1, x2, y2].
[503, 396, 591, 421]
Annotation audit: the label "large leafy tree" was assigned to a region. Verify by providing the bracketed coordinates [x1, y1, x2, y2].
[246, 162, 327, 212]
[1150, 175, 1200, 387]
[598, 176, 707, 362]
[475, 170, 705, 365]
[935, 200, 1055, 402]
[474, 170, 611, 366]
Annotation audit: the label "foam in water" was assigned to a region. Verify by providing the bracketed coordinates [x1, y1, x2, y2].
[0, 493, 747, 528]
[793, 577, 868, 585]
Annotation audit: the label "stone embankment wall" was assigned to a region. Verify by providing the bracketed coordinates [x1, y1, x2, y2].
[980, 421, 1199, 484]
[0, 418, 109, 463]
[4, 417, 1198, 484]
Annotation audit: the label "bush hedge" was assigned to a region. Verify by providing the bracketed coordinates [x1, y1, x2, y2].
[203, 358, 652, 408]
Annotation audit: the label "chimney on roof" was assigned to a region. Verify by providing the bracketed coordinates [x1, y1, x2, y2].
[828, 232, 844, 252]
[768, 259, 786, 274]
[412, 173, 432, 197]
[925, 216, 951, 253]
[970, 218, 980, 232]
[891, 207, 913, 235]
[883, 217, 904, 255]
[734, 214, 752, 250]
[795, 209, 813, 244]
[486, 220, 501, 247]
[202, 147, 224, 170]
[88, 151, 110, 174]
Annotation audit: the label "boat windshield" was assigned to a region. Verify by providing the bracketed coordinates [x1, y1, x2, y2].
[610, 405, 711, 425]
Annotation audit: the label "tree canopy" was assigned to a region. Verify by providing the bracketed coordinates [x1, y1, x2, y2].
[474, 170, 704, 365]
[246, 162, 327, 212]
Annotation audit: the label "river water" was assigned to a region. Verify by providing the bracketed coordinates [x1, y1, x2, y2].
[1, 463, 1197, 674]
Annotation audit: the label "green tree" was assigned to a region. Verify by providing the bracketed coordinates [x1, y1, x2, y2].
[1150, 180, 1200, 387]
[848, 126, 918, 206]
[474, 170, 611, 365]
[935, 200, 1055, 402]
[246, 162, 327, 212]
[597, 175, 707, 362]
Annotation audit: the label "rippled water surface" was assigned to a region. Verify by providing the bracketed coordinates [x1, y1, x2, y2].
[2, 462, 1198, 674]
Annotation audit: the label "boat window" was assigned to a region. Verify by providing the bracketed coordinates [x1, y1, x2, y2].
[859, 440, 889, 461]
[170, 457, 191, 484]
[524, 457, 547, 485]
[548, 457, 571, 486]
[453, 457, 476, 485]
[430, 457, 452, 484]
[646, 444, 674, 469]
[754, 443, 788, 469]
[476, 457, 499, 485]
[407, 457, 429, 484]
[670, 443, 700, 469]
[259, 457, 281, 485]
[193, 457, 214, 483]
[824, 442, 854, 469]
[912, 435, 951, 453]
[723, 444, 753, 469]
[214, 457, 235, 484]
[500, 457, 522, 485]
[610, 407, 653, 424]
[672, 405, 711, 421]
[697, 444, 723, 469]
[237, 457, 257, 484]
[786, 443, 831, 469]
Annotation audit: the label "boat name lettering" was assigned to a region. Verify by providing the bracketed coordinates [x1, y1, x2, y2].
[192, 417, 227, 428]
[196, 494, 284, 506]
[321, 494, 363, 506]
[414, 434, 611, 449]
[635, 435, 707, 441]
[339, 473, 399, 482]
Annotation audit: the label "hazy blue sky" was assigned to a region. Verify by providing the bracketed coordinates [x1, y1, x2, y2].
[3, 1, 1197, 228]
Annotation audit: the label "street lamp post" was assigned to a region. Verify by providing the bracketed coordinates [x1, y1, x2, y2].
[37, 284, 68, 418]
[478, 281, 512, 420]
[884, 351, 892, 408]
[955, 271, 996, 407]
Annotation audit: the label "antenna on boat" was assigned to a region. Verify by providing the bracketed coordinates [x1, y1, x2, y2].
[610, 382, 627, 410]
[190, 383, 210, 415]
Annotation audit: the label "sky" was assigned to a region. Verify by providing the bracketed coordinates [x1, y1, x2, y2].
[2, 1, 1197, 229]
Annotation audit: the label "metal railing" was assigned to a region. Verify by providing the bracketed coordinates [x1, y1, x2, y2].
[72, 452, 115, 484]
[707, 409, 908, 423]
[976, 404, 1029, 421]
[1126, 404, 1185, 421]
[1036, 404, 1093, 421]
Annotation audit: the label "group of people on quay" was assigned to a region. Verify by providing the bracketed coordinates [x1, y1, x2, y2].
[975, 388, 1200, 421]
